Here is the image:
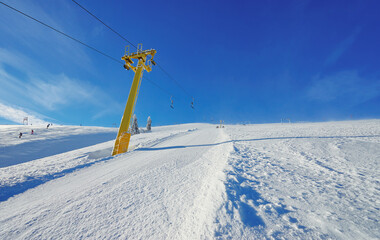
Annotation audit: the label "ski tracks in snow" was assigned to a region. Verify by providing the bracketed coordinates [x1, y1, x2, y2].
[216, 121, 380, 239]
[215, 142, 309, 239]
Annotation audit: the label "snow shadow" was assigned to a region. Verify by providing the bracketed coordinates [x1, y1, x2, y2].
[136, 134, 380, 151]
[225, 172, 266, 228]
[0, 133, 115, 168]
[0, 156, 113, 202]
[217, 145, 297, 235]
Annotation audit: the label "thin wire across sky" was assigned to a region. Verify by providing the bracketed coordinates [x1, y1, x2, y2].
[0, 1, 194, 105]
[70, 0, 194, 100]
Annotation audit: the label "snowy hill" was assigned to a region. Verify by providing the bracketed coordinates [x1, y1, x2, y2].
[0, 125, 117, 168]
[0, 120, 379, 239]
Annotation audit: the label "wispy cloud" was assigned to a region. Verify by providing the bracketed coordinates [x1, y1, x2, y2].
[0, 102, 48, 125]
[0, 48, 121, 123]
[0, 0, 94, 70]
[27, 74, 95, 110]
[324, 27, 361, 67]
[307, 70, 380, 106]
[0, 1, 124, 124]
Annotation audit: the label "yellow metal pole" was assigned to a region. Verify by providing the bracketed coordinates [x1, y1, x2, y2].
[112, 46, 156, 156]
[112, 60, 144, 156]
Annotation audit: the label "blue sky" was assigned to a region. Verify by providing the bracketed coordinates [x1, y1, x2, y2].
[0, 0, 379, 126]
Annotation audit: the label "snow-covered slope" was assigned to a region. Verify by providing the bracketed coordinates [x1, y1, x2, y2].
[0, 124, 200, 201]
[0, 120, 379, 239]
[0, 125, 117, 167]
[216, 120, 380, 239]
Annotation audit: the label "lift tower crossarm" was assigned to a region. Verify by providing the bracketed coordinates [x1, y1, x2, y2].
[122, 49, 156, 72]
[112, 46, 156, 156]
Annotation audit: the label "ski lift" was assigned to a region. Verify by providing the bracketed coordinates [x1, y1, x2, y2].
[191, 97, 194, 109]
[170, 96, 174, 109]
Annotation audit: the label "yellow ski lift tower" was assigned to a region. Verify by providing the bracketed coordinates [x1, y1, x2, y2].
[112, 44, 156, 156]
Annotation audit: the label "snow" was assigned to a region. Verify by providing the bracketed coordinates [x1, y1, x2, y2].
[0, 125, 117, 168]
[0, 120, 379, 239]
[0, 124, 200, 201]
[216, 120, 380, 239]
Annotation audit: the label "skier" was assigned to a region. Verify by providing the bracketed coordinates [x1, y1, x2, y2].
[47, 124, 50, 129]
[19, 132, 22, 138]
[31, 129, 34, 135]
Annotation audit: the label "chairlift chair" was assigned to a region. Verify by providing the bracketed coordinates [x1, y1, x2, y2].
[170, 96, 174, 109]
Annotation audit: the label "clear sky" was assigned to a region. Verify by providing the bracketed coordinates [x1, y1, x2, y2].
[0, 0, 379, 127]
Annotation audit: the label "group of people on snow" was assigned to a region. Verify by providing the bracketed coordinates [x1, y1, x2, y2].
[19, 129, 34, 138]
[18, 123, 53, 138]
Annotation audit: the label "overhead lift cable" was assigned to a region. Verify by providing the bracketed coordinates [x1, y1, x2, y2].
[71, 0, 195, 103]
[156, 64, 193, 98]
[0, 1, 173, 98]
[71, 0, 137, 49]
[143, 75, 172, 97]
[0, 1, 121, 64]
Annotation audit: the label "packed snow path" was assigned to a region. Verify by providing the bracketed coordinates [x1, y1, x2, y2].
[0, 125, 231, 239]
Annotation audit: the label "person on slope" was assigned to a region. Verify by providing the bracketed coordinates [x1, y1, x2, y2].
[19, 132, 23, 138]
[31, 129, 34, 135]
[47, 124, 50, 129]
